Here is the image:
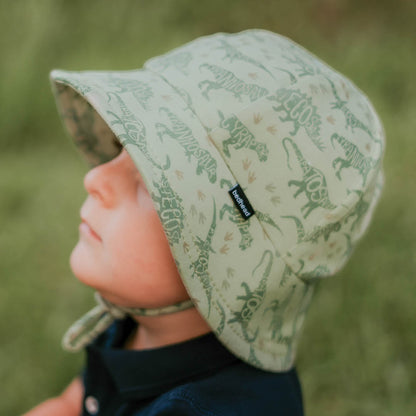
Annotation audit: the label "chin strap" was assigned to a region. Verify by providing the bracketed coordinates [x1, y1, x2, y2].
[62, 292, 194, 352]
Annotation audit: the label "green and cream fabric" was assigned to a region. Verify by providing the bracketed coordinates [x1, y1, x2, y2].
[50, 29, 385, 372]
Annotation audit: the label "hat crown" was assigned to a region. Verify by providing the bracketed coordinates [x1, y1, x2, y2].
[144, 29, 384, 279]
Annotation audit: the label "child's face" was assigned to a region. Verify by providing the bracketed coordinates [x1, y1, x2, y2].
[69, 149, 189, 308]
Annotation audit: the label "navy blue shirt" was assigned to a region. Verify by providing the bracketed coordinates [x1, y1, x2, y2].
[82, 318, 304, 415]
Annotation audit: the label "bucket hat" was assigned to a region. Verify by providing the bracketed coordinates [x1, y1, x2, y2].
[50, 29, 384, 372]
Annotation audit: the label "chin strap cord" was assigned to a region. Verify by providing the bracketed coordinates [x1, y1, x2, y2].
[62, 292, 194, 352]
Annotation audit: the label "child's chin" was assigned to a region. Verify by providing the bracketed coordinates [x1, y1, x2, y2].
[69, 243, 102, 289]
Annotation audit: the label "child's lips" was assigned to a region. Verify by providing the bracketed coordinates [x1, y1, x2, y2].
[80, 219, 102, 241]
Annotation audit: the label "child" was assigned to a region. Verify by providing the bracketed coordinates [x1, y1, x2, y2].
[24, 29, 384, 415]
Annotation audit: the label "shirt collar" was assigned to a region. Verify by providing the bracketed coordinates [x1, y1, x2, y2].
[88, 319, 239, 400]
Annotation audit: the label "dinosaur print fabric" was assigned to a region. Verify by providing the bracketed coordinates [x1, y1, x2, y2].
[50, 29, 385, 372]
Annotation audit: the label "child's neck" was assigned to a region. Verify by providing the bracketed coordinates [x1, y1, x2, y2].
[125, 307, 212, 350]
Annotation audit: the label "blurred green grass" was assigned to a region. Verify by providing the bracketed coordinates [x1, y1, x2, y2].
[1, 0, 415, 414]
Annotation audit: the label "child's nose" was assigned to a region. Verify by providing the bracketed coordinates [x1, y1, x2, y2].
[83, 161, 116, 208]
[83, 150, 136, 206]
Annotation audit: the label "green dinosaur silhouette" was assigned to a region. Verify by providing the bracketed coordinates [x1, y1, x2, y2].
[107, 76, 153, 110]
[218, 111, 269, 162]
[326, 76, 381, 144]
[215, 300, 226, 336]
[282, 137, 336, 218]
[248, 345, 263, 368]
[343, 189, 370, 231]
[217, 39, 275, 80]
[190, 199, 217, 316]
[268, 88, 324, 151]
[219, 203, 253, 250]
[156, 107, 217, 183]
[106, 92, 161, 168]
[228, 250, 273, 343]
[151, 169, 186, 246]
[282, 53, 319, 78]
[263, 284, 297, 341]
[198, 63, 269, 102]
[331, 133, 376, 186]
[273, 66, 297, 84]
[282, 215, 341, 244]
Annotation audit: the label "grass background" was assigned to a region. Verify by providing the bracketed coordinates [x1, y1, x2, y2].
[1, 0, 415, 414]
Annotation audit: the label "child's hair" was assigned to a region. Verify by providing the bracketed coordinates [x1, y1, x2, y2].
[50, 29, 384, 371]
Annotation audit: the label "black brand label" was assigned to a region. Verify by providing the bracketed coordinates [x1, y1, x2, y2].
[228, 184, 255, 220]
